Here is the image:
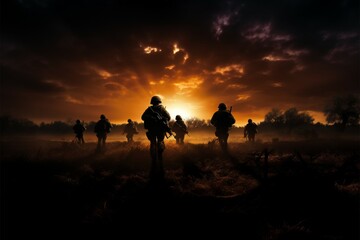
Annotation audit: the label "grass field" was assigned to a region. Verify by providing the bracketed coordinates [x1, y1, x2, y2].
[1, 137, 359, 239]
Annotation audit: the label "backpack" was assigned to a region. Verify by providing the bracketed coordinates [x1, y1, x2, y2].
[144, 107, 170, 132]
[95, 120, 110, 133]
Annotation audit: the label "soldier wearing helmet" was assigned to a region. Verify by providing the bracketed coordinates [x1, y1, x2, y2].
[73, 119, 86, 144]
[94, 114, 112, 151]
[171, 115, 188, 144]
[244, 118, 258, 142]
[123, 118, 138, 143]
[141, 95, 171, 180]
[210, 103, 236, 152]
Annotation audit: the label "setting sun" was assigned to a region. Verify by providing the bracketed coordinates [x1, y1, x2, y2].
[166, 104, 194, 120]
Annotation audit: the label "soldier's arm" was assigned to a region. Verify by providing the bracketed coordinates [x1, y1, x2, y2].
[210, 113, 217, 126]
[141, 108, 151, 121]
[230, 113, 236, 124]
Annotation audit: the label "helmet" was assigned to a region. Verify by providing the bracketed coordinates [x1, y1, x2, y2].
[128, 119, 132, 123]
[175, 115, 182, 121]
[248, 119, 252, 123]
[218, 103, 227, 110]
[150, 96, 162, 105]
[76, 119, 81, 124]
[100, 114, 106, 120]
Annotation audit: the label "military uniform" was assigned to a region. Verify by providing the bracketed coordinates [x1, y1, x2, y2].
[73, 120, 86, 144]
[244, 119, 258, 142]
[94, 115, 112, 151]
[123, 119, 138, 142]
[210, 103, 236, 152]
[141, 96, 171, 179]
[172, 116, 188, 144]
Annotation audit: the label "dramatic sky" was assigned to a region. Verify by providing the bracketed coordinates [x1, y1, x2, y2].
[1, 0, 359, 125]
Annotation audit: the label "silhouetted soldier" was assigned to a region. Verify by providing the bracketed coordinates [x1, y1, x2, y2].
[141, 96, 171, 180]
[172, 115, 188, 144]
[244, 119, 258, 142]
[123, 119, 138, 143]
[73, 119, 86, 144]
[210, 103, 236, 152]
[94, 114, 112, 151]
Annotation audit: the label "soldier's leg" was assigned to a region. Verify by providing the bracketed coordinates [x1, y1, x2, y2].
[219, 132, 229, 152]
[180, 136, 184, 144]
[157, 134, 165, 177]
[96, 135, 102, 151]
[146, 132, 157, 177]
[249, 134, 254, 142]
[224, 133, 229, 151]
[102, 135, 107, 149]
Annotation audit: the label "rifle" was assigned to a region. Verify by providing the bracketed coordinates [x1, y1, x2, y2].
[149, 106, 173, 138]
[229, 106, 232, 113]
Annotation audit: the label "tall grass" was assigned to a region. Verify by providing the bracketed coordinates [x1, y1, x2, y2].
[1, 139, 359, 239]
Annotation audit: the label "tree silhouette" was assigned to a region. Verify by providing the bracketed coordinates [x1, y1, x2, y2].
[263, 108, 314, 133]
[185, 118, 209, 129]
[324, 95, 360, 128]
[264, 108, 284, 126]
[284, 108, 314, 133]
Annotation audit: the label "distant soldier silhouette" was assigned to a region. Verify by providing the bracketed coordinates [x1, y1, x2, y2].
[94, 114, 112, 151]
[210, 103, 236, 152]
[123, 119, 138, 143]
[141, 96, 171, 179]
[73, 119, 86, 144]
[172, 115, 188, 144]
[244, 119, 258, 142]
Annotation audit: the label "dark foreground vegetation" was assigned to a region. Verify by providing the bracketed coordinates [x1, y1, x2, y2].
[1, 139, 359, 239]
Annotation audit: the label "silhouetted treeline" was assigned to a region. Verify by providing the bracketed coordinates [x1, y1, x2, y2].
[1, 112, 359, 138]
[0, 115, 143, 135]
[258, 107, 359, 139]
[0, 116, 39, 134]
[324, 94, 360, 129]
[0, 115, 214, 135]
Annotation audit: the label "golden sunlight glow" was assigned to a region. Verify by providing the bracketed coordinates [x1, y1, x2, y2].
[143, 46, 161, 54]
[173, 77, 203, 95]
[214, 78, 225, 84]
[96, 69, 112, 79]
[262, 55, 286, 61]
[214, 64, 244, 75]
[236, 94, 250, 101]
[168, 107, 193, 120]
[165, 65, 175, 70]
[307, 111, 326, 123]
[173, 43, 180, 54]
[183, 53, 189, 63]
[165, 100, 199, 120]
[227, 83, 247, 89]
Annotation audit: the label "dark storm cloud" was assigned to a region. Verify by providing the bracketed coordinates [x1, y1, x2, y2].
[1, 0, 358, 122]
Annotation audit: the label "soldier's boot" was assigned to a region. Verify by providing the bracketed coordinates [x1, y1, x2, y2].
[149, 141, 159, 179]
[157, 141, 165, 179]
